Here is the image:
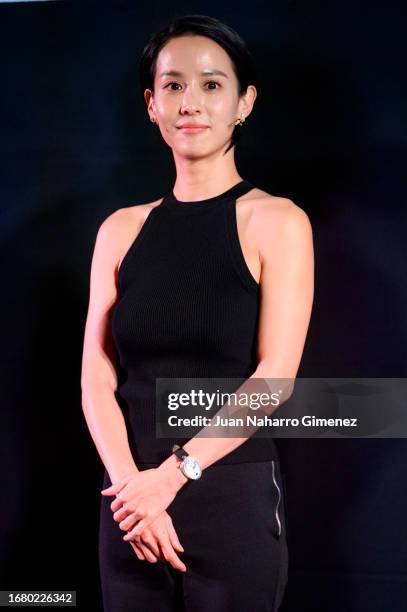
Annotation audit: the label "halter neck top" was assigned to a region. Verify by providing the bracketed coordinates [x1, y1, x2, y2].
[111, 179, 279, 464]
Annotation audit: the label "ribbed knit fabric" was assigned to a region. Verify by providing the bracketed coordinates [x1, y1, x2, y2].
[111, 179, 280, 465]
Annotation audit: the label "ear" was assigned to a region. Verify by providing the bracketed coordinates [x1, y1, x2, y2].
[239, 84, 257, 120]
[144, 89, 155, 120]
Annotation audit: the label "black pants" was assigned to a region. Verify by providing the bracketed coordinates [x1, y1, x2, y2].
[99, 459, 289, 612]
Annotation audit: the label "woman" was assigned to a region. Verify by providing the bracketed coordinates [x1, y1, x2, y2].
[81, 14, 314, 612]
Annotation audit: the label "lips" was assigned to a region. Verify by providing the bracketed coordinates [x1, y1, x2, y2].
[177, 125, 209, 133]
[177, 124, 209, 129]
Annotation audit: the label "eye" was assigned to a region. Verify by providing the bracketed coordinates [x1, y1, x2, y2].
[205, 81, 221, 90]
[165, 82, 182, 91]
[164, 80, 221, 91]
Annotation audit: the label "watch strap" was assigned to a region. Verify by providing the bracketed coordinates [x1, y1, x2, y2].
[172, 444, 189, 461]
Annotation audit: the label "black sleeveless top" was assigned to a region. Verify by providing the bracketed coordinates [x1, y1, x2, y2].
[111, 179, 280, 465]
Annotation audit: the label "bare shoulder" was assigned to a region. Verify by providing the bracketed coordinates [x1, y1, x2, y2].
[98, 197, 163, 268]
[102, 197, 162, 237]
[246, 186, 311, 225]
[243, 187, 313, 246]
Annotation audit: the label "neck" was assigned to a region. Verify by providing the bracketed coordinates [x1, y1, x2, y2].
[171, 147, 241, 201]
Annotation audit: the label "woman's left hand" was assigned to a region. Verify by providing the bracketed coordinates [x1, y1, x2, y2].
[100, 467, 180, 539]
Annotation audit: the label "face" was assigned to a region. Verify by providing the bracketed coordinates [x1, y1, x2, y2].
[144, 35, 256, 158]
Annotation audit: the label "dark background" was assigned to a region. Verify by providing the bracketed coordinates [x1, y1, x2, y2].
[1, 1, 406, 610]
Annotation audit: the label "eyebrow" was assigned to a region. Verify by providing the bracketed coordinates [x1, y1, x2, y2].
[159, 69, 229, 78]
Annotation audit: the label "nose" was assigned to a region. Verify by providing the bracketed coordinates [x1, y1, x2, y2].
[180, 83, 203, 114]
[181, 104, 201, 114]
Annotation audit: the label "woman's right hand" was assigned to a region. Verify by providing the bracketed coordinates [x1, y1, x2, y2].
[128, 510, 187, 572]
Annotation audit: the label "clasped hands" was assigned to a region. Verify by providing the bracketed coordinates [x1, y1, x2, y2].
[101, 464, 188, 571]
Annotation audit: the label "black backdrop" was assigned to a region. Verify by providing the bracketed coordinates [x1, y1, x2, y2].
[1, 1, 406, 611]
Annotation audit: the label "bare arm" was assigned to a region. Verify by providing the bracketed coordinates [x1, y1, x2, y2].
[159, 198, 315, 485]
[80, 210, 139, 483]
[82, 208, 188, 570]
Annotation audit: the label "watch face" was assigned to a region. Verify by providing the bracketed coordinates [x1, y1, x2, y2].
[182, 456, 202, 480]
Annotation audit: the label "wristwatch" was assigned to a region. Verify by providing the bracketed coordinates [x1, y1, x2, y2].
[172, 445, 202, 480]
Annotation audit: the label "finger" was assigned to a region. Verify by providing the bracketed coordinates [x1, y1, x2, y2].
[101, 476, 131, 495]
[110, 497, 125, 512]
[119, 512, 140, 531]
[140, 533, 160, 558]
[160, 543, 187, 573]
[123, 514, 155, 540]
[113, 506, 131, 522]
[165, 517, 185, 552]
[159, 537, 187, 572]
[122, 514, 144, 539]
[133, 512, 159, 537]
[129, 540, 145, 561]
[138, 542, 159, 563]
[129, 534, 162, 562]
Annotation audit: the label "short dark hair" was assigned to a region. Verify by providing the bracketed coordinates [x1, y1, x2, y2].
[139, 14, 258, 154]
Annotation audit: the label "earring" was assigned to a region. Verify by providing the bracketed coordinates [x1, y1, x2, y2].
[235, 113, 245, 126]
[150, 117, 156, 123]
